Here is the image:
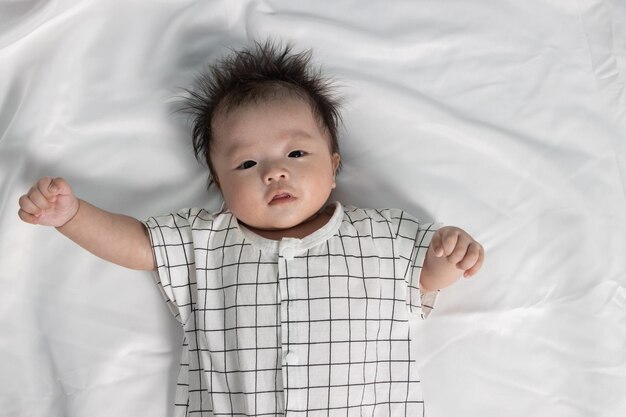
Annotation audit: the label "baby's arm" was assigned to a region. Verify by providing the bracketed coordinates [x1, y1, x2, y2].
[18, 177, 155, 271]
[420, 226, 484, 292]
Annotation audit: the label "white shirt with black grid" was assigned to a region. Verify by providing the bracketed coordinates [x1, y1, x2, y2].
[144, 201, 439, 417]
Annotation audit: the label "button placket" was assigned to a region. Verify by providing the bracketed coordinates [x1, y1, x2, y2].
[284, 350, 299, 365]
[281, 246, 294, 260]
[279, 238, 299, 261]
[277, 237, 307, 410]
[278, 239, 299, 362]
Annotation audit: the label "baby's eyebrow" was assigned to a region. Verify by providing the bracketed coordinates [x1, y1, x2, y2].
[222, 139, 254, 158]
[225, 129, 316, 156]
[283, 129, 314, 140]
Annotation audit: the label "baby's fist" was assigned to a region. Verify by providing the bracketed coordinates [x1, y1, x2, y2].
[18, 177, 79, 227]
[431, 226, 484, 277]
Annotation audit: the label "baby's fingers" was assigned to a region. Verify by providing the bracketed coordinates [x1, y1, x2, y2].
[431, 227, 461, 257]
[430, 231, 443, 257]
[430, 230, 451, 257]
[26, 185, 54, 211]
[36, 176, 60, 200]
[48, 177, 73, 198]
[440, 228, 461, 258]
[18, 208, 41, 224]
[455, 242, 480, 271]
[18, 193, 43, 217]
[463, 244, 485, 277]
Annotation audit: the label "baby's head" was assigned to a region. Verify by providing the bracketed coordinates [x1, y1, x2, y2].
[185, 40, 342, 233]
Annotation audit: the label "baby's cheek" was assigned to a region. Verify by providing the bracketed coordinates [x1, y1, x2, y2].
[230, 190, 264, 223]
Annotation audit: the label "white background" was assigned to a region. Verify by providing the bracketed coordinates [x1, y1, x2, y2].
[1, 1, 625, 416]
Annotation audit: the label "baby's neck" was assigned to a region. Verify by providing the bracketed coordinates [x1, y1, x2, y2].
[243, 205, 335, 241]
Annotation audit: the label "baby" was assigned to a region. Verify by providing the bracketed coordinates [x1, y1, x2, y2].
[18, 41, 484, 416]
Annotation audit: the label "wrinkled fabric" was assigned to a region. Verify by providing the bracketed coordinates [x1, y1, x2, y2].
[1, 1, 625, 417]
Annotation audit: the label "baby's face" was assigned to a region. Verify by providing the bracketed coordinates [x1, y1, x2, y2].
[211, 98, 341, 232]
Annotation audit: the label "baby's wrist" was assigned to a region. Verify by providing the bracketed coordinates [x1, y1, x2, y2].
[56, 199, 81, 229]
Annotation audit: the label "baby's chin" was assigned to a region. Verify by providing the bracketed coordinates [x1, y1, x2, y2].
[237, 211, 317, 235]
[234, 208, 308, 228]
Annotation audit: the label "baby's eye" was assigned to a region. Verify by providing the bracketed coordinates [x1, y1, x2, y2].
[288, 150, 306, 158]
[238, 160, 257, 169]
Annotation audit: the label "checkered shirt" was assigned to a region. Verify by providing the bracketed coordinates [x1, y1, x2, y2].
[144, 202, 439, 417]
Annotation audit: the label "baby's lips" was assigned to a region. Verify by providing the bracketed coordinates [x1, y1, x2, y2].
[268, 191, 294, 203]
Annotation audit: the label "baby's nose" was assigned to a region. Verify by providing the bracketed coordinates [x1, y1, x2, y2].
[264, 164, 289, 183]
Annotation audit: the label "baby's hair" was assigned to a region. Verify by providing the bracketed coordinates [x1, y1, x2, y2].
[183, 39, 341, 187]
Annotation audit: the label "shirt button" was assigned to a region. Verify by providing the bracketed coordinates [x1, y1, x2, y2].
[284, 351, 299, 365]
[281, 247, 295, 260]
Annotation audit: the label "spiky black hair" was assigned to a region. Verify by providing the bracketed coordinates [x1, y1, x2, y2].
[183, 40, 342, 187]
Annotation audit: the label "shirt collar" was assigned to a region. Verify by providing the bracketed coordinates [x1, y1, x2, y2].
[234, 201, 343, 255]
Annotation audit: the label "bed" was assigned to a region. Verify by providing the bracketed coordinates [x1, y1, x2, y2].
[1, 0, 625, 416]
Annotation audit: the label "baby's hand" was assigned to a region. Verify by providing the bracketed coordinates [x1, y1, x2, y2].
[18, 177, 80, 227]
[431, 226, 484, 278]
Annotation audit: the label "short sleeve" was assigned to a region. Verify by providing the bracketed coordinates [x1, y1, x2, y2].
[395, 213, 441, 320]
[143, 209, 198, 325]
[407, 222, 441, 319]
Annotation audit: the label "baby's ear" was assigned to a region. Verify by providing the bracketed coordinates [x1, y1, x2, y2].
[332, 153, 341, 173]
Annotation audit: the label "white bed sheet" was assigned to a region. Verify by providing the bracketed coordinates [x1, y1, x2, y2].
[1, 1, 625, 416]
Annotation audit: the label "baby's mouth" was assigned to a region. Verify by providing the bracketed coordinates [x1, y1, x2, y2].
[269, 193, 294, 204]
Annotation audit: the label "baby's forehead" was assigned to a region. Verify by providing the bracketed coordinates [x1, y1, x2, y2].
[212, 99, 331, 155]
[213, 96, 325, 135]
